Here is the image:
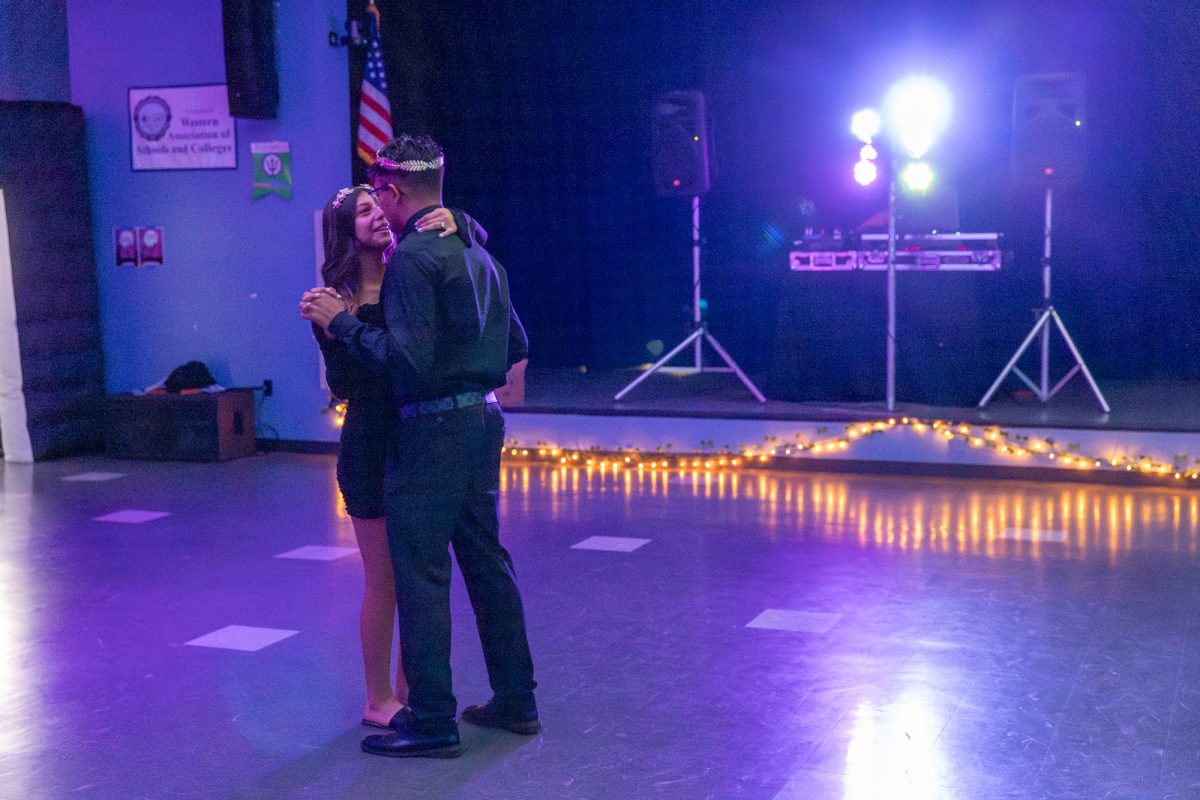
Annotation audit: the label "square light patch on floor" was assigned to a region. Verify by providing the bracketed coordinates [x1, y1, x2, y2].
[275, 545, 358, 561]
[92, 509, 171, 524]
[747, 609, 842, 634]
[571, 536, 651, 552]
[999, 528, 1067, 543]
[185, 625, 299, 652]
[62, 472, 128, 482]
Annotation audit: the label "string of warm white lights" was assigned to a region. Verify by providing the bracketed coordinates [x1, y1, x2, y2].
[326, 397, 348, 426]
[499, 417, 1200, 482]
[324, 399, 1197, 481]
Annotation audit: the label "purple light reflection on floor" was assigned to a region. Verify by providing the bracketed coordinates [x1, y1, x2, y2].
[61, 471, 128, 482]
[91, 509, 170, 523]
[746, 609, 842, 634]
[185, 625, 300, 652]
[274, 545, 358, 561]
[570, 535, 651, 552]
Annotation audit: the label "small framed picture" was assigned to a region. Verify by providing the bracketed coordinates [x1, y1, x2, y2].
[137, 226, 164, 267]
[114, 227, 137, 266]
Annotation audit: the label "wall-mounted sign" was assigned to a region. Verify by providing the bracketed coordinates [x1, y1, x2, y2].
[128, 84, 236, 171]
[114, 227, 137, 266]
[113, 226, 165, 267]
[251, 140, 293, 200]
[137, 227, 164, 266]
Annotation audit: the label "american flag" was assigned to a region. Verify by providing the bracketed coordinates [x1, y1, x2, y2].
[356, 2, 393, 166]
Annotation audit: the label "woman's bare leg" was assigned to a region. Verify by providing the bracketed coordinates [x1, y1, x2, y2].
[351, 516, 407, 725]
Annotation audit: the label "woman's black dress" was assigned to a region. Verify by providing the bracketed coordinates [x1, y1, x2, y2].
[318, 302, 392, 519]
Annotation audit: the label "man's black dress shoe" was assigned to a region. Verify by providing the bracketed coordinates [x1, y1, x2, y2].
[361, 710, 462, 758]
[460, 698, 541, 735]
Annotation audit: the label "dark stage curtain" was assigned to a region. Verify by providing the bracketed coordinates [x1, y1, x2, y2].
[352, 0, 1200, 401]
[355, 0, 735, 373]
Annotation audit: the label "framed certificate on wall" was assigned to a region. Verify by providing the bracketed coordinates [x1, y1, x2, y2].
[128, 84, 237, 171]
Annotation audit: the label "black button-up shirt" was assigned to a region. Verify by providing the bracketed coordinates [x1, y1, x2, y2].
[328, 205, 528, 405]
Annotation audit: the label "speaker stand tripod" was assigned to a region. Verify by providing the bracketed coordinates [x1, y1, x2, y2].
[615, 196, 766, 403]
[979, 186, 1109, 412]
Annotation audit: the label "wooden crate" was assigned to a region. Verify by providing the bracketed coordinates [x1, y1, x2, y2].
[104, 389, 256, 461]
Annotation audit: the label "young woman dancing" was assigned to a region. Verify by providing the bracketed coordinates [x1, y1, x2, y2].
[310, 185, 481, 728]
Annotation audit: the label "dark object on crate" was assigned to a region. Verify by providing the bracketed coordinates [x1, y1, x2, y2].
[164, 361, 218, 393]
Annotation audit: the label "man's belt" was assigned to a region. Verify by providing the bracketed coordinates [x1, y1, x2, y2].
[397, 391, 497, 420]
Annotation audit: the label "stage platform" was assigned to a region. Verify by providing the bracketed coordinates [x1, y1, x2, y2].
[502, 368, 1200, 486]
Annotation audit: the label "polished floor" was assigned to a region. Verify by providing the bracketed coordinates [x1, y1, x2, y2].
[2, 454, 1200, 799]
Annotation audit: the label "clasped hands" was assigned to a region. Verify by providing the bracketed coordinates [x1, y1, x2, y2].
[300, 287, 347, 332]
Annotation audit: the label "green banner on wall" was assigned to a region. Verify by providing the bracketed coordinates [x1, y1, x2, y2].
[251, 140, 292, 200]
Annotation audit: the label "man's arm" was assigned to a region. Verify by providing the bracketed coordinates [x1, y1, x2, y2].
[325, 311, 390, 374]
[303, 281, 389, 372]
[449, 208, 489, 248]
[327, 251, 440, 389]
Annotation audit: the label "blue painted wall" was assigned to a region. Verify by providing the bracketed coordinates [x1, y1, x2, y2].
[1, 2, 70, 102]
[67, 1, 349, 442]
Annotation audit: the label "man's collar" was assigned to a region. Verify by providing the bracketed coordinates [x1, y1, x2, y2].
[402, 205, 443, 237]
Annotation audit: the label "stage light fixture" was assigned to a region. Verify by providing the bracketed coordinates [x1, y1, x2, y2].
[850, 108, 881, 143]
[853, 158, 878, 186]
[900, 161, 934, 192]
[884, 76, 951, 158]
[853, 140, 879, 185]
[849, 79, 950, 412]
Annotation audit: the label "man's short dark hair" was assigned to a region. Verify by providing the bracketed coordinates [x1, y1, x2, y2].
[368, 133, 444, 194]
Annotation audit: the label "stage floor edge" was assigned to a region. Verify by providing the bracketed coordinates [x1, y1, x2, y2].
[501, 369, 1200, 486]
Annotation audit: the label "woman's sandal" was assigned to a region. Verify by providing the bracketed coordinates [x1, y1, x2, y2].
[361, 707, 407, 729]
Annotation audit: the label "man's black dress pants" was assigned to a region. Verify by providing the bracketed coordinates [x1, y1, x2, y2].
[384, 401, 537, 723]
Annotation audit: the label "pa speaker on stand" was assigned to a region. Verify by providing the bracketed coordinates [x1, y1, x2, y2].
[616, 92, 765, 403]
[652, 91, 711, 197]
[1012, 72, 1087, 186]
[980, 72, 1109, 412]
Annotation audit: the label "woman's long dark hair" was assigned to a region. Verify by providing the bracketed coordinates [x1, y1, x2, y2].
[319, 184, 373, 299]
